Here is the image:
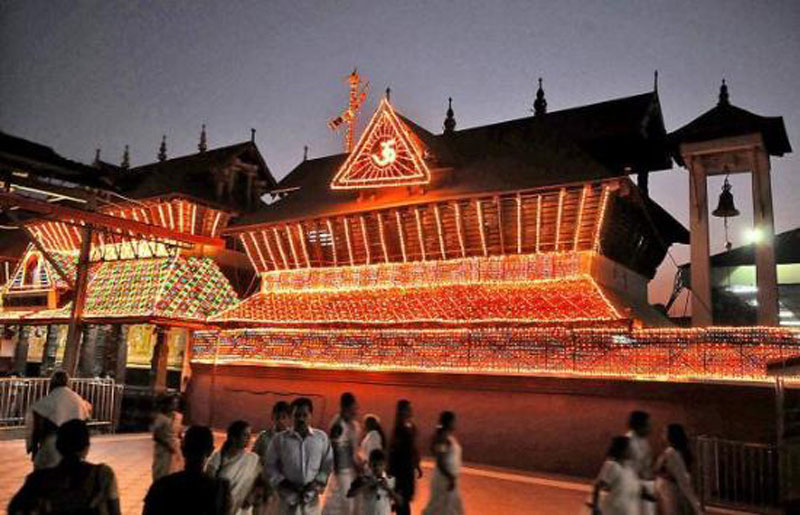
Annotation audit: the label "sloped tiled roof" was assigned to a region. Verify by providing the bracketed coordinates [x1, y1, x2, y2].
[680, 227, 800, 269]
[8, 256, 238, 323]
[211, 276, 622, 327]
[0, 131, 107, 188]
[118, 142, 277, 209]
[670, 102, 791, 165]
[234, 91, 673, 231]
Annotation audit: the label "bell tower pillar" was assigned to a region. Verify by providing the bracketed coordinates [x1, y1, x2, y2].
[680, 133, 779, 326]
[671, 81, 789, 327]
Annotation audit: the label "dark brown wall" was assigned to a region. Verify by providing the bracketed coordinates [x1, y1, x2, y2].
[187, 364, 778, 478]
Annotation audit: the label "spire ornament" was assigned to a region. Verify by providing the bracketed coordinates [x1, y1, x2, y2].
[158, 135, 167, 162]
[533, 78, 547, 116]
[198, 124, 207, 153]
[121, 145, 130, 170]
[443, 97, 456, 134]
[718, 78, 730, 106]
[303, 145, 309, 162]
[93, 148, 101, 167]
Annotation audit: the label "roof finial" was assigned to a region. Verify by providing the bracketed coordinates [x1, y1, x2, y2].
[121, 145, 130, 170]
[385, 87, 391, 103]
[653, 70, 659, 92]
[93, 148, 101, 167]
[250, 128, 256, 142]
[443, 97, 456, 134]
[533, 77, 547, 116]
[198, 124, 207, 153]
[157, 135, 167, 162]
[718, 78, 730, 106]
[303, 145, 309, 161]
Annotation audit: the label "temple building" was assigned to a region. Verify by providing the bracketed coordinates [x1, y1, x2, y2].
[0, 130, 275, 389]
[1, 79, 798, 482]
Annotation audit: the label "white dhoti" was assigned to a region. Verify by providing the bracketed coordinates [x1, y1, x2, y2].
[322, 468, 356, 515]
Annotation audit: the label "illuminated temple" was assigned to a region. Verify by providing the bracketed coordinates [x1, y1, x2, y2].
[1, 79, 798, 478]
[191, 91, 798, 381]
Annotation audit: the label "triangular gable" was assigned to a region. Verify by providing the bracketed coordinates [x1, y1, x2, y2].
[330, 99, 432, 190]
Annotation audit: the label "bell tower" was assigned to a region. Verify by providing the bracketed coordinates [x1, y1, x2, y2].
[670, 80, 791, 326]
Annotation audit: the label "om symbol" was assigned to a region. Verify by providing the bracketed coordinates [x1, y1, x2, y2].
[371, 138, 397, 167]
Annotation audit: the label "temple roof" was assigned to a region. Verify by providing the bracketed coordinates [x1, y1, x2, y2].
[680, 227, 800, 269]
[670, 103, 791, 166]
[2, 256, 238, 324]
[232, 91, 672, 230]
[0, 131, 108, 189]
[211, 276, 624, 328]
[116, 141, 277, 210]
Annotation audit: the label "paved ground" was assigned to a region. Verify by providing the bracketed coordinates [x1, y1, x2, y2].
[0, 433, 594, 514]
[0, 434, 749, 514]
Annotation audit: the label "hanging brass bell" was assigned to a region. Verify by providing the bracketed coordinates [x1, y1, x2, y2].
[712, 177, 740, 218]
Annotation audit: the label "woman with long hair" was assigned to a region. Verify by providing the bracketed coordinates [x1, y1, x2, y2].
[422, 411, 464, 515]
[655, 424, 703, 514]
[388, 400, 422, 515]
[206, 420, 261, 515]
[359, 414, 386, 464]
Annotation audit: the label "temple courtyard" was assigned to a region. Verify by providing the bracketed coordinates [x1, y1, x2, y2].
[0, 433, 749, 514]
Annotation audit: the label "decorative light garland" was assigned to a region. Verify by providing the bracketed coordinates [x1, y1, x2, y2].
[214, 275, 619, 326]
[191, 326, 800, 382]
[258, 252, 588, 293]
[329, 98, 432, 190]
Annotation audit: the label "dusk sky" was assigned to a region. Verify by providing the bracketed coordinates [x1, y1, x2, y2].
[2, 0, 799, 312]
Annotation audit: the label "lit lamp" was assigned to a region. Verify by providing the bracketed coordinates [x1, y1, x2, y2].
[712, 176, 740, 251]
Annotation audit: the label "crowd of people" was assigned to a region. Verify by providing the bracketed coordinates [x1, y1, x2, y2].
[8, 371, 706, 515]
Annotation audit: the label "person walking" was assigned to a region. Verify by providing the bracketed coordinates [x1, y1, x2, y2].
[388, 400, 422, 515]
[266, 397, 333, 515]
[151, 394, 184, 481]
[252, 401, 292, 515]
[590, 436, 643, 515]
[144, 425, 231, 515]
[206, 420, 261, 515]
[358, 415, 386, 465]
[422, 411, 464, 515]
[323, 392, 361, 515]
[9, 419, 120, 515]
[627, 410, 656, 515]
[655, 424, 703, 515]
[25, 370, 92, 470]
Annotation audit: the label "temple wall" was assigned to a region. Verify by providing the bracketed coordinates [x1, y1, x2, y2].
[187, 363, 777, 478]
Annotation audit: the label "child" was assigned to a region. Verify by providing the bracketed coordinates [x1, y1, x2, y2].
[590, 435, 653, 515]
[348, 449, 402, 515]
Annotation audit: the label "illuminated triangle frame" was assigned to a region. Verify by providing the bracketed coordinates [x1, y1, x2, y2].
[330, 98, 432, 190]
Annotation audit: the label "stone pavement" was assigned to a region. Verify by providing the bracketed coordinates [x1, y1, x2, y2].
[0, 434, 747, 514]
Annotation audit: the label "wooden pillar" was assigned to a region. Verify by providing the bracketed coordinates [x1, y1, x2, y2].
[150, 326, 169, 392]
[180, 330, 193, 393]
[63, 225, 92, 376]
[752, 148, 779, 325]
[688, 158, 713, 326]
[78, 324, 98, 377]
[13, 325, 30, 376]
[41, 325, 60, 377]
[108, 324, 129, 385]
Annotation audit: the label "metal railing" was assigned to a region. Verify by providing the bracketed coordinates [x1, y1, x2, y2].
[0, 378, 123, 432]
[696, 436, 780, 512]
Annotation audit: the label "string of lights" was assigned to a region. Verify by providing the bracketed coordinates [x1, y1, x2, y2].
[192, 326, 800, 382]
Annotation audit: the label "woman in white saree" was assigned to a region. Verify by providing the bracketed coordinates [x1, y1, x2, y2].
[206, 420, 262, 515]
